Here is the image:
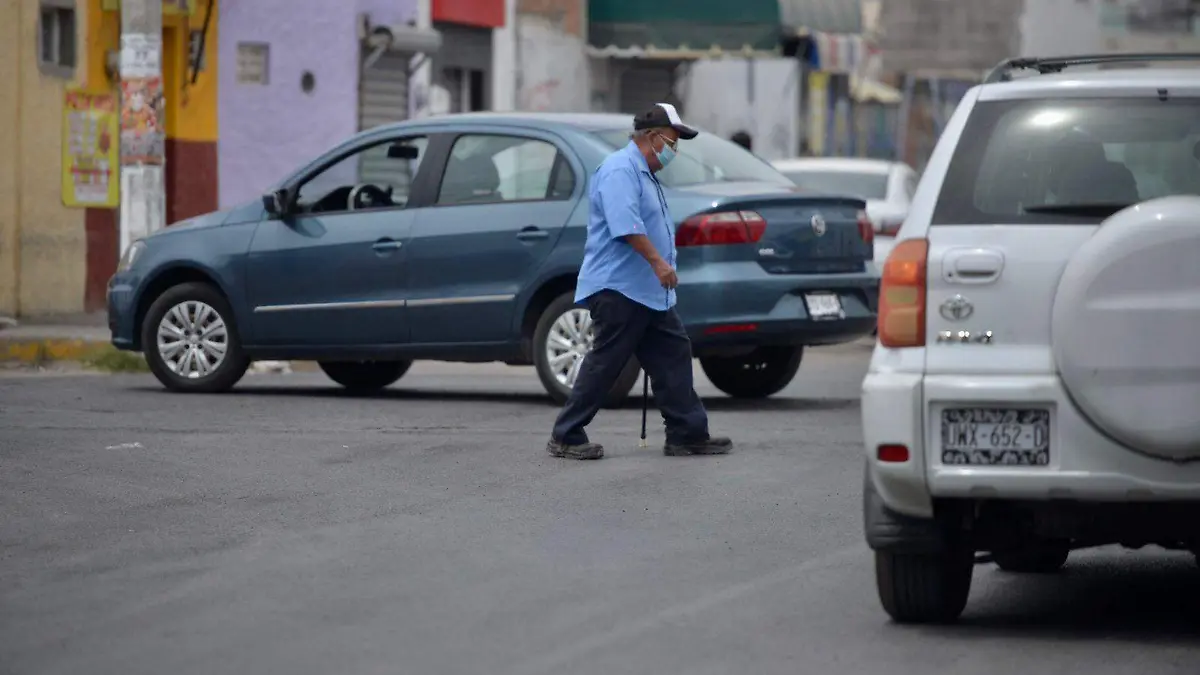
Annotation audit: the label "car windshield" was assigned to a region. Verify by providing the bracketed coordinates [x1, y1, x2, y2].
[779, 170, 889, 200]
[591, 129, 794, 189]
[933, 97, 1200, 225]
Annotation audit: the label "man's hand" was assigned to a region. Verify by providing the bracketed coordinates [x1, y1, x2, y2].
[621, 234, 677, 290]
[652, 258, 678, 289]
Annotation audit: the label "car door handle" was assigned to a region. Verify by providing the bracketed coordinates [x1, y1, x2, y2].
[516, 227, 549, 241]
[372, 238, 402, 252]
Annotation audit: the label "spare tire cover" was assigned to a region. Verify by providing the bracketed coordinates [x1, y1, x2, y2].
[1052, 196, 1200, 462]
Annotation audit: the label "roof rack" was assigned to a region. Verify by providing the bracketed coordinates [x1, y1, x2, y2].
[983, 52, 1200, 84]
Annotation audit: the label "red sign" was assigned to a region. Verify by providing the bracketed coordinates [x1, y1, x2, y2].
[432, 0, 505, 28]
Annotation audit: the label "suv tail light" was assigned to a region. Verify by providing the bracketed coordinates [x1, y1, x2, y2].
[857, 210, 875, 245]
[676, 210, 766, 247]
[878, 238, 928, 348]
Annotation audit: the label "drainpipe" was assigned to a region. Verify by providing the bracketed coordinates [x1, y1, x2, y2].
[117, 0, 166, 257]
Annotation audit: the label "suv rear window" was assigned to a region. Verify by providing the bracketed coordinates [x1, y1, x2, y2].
[932, 97, 1200, 225]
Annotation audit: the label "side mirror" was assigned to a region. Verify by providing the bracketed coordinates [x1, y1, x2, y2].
[262, 189, 289, 217]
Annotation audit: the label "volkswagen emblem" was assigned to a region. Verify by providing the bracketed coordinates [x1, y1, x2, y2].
[810, 214, 827, 237]
[939, 294, 974, 321]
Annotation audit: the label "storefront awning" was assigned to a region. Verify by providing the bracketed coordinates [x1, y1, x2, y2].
[587, 0, 782, 59]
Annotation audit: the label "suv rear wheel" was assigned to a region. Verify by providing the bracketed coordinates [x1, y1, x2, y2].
[142, 282, 250, 393]
[318, 360, 412, 392]
[699, 347, 803, 399]
[533, 292, 639, 408]
[875, 548, 974, 624]
[992, 543, 1070, 574]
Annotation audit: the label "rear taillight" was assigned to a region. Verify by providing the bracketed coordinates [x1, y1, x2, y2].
[857, 210, 875, 245]
[676, 210, 766, 247]
[878, 219, 903, 237]
[878, 238, 928, 348]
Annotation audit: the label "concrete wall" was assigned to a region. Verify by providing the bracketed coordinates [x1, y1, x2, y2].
[878, 0, 1024, 75]
[0, 0, 89, 316]
[217, 0, 416, 209]
[1019, 0, 1104, 56]
[515, 0, 588, 112]
[682, 58, 801, 162]
[881, 0, 1200, 76]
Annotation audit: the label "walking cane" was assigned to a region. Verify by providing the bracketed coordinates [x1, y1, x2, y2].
[639, 370, 649, 448]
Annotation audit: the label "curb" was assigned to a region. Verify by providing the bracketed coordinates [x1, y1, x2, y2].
[0, 337, 112, 364]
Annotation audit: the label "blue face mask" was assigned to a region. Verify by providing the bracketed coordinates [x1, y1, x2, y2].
[655, 137, 677, 169]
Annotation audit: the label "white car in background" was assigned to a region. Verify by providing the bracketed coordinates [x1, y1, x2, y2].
[772, 157, 918, 270]
[862, 53, 1200, 625]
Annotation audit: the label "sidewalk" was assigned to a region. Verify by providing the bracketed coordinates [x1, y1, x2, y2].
[0, 315, 112, 364]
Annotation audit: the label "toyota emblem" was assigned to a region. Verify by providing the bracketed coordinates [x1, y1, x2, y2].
[811, 213, 827, 237]
[939, 294, 974, 321]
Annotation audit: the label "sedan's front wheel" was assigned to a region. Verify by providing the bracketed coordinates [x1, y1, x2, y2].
[142, 282, 250, 393]
[533, 292, 639, 408]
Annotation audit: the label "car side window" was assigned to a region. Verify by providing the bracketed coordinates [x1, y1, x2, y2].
[295, 135, 428, 215]
[436, 134, 575, 206]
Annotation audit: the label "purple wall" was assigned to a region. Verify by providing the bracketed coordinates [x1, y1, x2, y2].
[218, 0, 418, 208]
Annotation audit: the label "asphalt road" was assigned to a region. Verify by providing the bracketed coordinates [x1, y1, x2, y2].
[2, 345, 1198, 675]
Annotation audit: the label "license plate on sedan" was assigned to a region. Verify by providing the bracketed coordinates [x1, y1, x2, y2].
[804, 292, 844, 320]
[940, 408, 1051, 467]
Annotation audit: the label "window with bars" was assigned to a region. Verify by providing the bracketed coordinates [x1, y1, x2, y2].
[38, 3, 76, 76]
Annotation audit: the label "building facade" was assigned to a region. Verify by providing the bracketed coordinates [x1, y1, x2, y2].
[0, 0, 219, 317]
[217, 0, 419, 209]
[881, 0, 1200, 170]
[514, 0, 590, 112]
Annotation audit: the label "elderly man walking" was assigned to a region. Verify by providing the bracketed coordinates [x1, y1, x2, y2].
[546, 103, 733, 461]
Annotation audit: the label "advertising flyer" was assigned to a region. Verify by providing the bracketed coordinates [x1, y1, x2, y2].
[62, 88, 119, 208]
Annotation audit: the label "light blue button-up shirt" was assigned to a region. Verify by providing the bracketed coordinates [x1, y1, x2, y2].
[575, 141, 677, 311]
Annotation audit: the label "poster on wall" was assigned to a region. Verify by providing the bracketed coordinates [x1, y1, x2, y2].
[119, 34, 161, 79]
[62, 88, 119, 208]
[120, 76, 165, 165]
[806, 72, 829, 156]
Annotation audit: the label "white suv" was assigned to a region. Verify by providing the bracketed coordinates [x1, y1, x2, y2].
[861, 54, 1200, 624]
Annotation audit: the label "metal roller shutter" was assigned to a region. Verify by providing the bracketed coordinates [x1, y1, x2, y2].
[358, 48, 410, 131]
[357, 48, 413, 193]
[618, 64, 679, 114]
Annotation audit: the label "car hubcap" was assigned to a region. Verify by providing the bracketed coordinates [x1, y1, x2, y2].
[546, 308, 594, 388]
[156, 301, 228, 379]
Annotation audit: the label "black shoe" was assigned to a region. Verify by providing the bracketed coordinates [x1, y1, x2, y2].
[547, 438, 604, 460]
[664, 436, 733, 456]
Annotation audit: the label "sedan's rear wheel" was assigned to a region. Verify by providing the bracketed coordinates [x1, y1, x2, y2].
[318, 360, 412, 392]
[533, 292, 639, 408]
[699, 347, 803, 399]
[142, 282, 250, 393]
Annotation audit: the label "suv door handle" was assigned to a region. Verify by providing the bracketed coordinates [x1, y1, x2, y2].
[372, 238, 402, 252]
[943, 248, 1004, 284]
[516, 226, 548, 241]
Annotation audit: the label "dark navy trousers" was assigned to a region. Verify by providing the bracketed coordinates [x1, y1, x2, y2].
[552, 290, 710, 445]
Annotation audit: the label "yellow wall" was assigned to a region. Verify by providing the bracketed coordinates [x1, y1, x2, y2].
[0, 0, 88, 316]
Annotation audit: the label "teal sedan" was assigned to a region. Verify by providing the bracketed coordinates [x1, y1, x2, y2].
[108, 113, 879, 405]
